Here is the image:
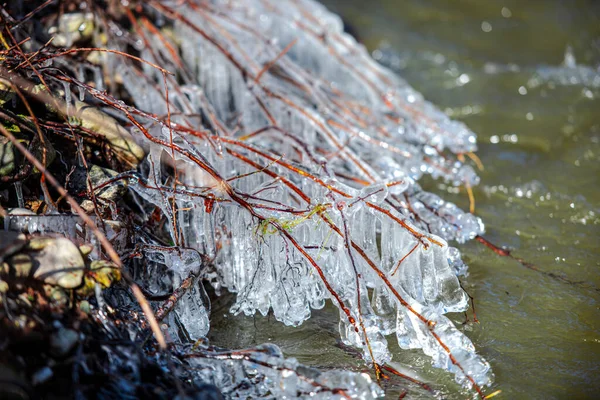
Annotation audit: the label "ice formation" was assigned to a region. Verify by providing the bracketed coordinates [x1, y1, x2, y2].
[182, 342, 384, 399]
[93, 0, 492, 394]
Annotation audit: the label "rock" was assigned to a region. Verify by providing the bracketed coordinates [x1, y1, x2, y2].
[69, 165, 127, 200]
[43, 284, 68, 305]
[79, 300, 90, 313]
[28, 237, 85, 289]
[71, 100, 145, 167]
[68, 164, 128, 214]
[89, 165, 127, 200]
[78, 244, 93, 257]
[0, 279, 8, 293]
[49, 328, 79, 356]
[30, 366, 53, 386]
[48, 13, 95, 47]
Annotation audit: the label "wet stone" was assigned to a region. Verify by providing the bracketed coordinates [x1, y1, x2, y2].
[49, 328, 79, 356]
[28, 237, 85, 289]
[71, 100, 145, 167]
[69, 164, 127, 203]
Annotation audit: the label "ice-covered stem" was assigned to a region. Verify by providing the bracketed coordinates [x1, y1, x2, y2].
[337, 201, 384, 378]
[63, 79, 365, 338]
[150, 0, 478, 185]
[314, 195, 487, 395]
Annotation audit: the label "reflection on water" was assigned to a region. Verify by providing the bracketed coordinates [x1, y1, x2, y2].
[210, 1, 600, 398]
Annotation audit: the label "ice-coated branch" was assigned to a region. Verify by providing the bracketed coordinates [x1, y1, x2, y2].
[71, 0, 495, 395]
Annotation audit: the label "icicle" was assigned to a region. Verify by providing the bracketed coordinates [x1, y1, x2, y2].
[14, 182, 24, 208]
[62, 82, 71, 115]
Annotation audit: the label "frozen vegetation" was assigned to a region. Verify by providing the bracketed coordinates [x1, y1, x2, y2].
[107, 0, 493, 394]
[1, 0, 499, 398]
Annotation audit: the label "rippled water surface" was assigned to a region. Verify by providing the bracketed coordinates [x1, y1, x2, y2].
[210, 1, 600, 398]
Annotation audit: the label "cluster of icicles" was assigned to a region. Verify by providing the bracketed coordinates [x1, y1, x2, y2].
[106, 0, 493, 395]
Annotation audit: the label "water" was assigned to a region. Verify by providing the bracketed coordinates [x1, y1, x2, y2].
[209, 1, 600, 398]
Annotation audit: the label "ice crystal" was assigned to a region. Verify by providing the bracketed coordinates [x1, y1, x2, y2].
[104, 0, 492, 393]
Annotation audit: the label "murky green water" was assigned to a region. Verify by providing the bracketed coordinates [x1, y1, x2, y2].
[210, 1, 600, 398]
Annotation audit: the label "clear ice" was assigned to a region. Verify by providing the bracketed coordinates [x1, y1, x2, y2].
[182, 342, 383, 399]
[103, 0, 493, 394]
